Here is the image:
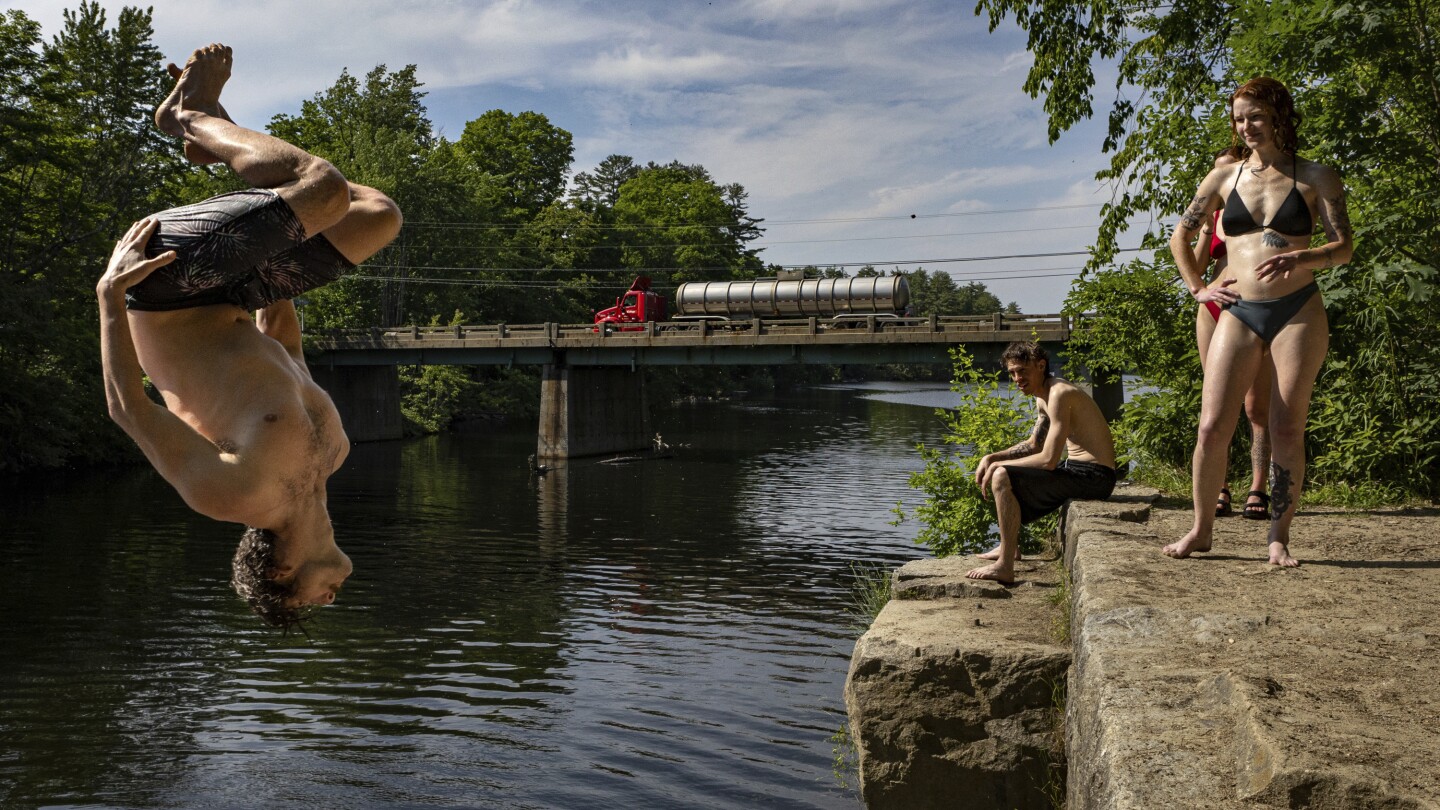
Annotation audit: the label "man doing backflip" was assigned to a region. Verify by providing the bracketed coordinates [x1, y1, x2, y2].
[98, 44, 402, 629]
[967, 342, 1119, 584]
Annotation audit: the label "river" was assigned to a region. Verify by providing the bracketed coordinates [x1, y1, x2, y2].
[0, 381, 961, 810]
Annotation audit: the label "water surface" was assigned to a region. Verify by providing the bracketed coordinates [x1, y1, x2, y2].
[0, 382, 959, 809]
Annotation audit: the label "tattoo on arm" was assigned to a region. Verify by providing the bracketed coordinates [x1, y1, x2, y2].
[1269, 462, 1295, 520]
[1179, 195, 1208, 232]
[993, 413, 1050, 460]
[1322, 193, 1352, 243]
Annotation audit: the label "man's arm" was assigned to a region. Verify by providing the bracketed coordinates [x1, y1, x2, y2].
[98, 219, 261, 521]
[974, 406, 1050, 490]
[993, 389, 1072, 471]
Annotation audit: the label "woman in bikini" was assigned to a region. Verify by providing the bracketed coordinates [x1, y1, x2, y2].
[1163, 77, 1353, 566]
[1193, 149, 1273, 522]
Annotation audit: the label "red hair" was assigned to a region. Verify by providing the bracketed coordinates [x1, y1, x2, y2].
[1229, 76, 1301, 156]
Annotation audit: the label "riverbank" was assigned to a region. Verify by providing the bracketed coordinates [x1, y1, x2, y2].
[846, 486, 1440, 808]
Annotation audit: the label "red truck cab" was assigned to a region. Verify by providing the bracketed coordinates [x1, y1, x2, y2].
[594, 276, 667, 330]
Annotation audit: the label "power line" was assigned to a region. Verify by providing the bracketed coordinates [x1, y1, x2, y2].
[346, 267, 1089, 290]
[359, 246, 1148, 275]
[370, 221, 1156, 253]
[396, 202, 1110, 231]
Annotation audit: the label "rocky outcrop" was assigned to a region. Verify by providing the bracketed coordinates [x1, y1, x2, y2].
[1065, 495, 1440, 810]
[845, 554, 1071, 809]
[844, 485, 1155, 809]
[849, 487, 1440, 810]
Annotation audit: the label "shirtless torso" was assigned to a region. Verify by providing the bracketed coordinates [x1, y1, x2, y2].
[129, 305, 349, 528]
[1035, 377, 1117, 470]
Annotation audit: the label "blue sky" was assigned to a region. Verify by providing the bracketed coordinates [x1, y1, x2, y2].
[8, 0, 1159, 312]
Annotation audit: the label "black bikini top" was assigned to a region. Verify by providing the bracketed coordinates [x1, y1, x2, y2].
[1221, 154, 1313, 237]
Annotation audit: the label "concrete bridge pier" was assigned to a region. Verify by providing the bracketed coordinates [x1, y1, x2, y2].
[1085, 372, 1125, 424]
[537, 363, 652, 460]
[311, 365, 404, 442]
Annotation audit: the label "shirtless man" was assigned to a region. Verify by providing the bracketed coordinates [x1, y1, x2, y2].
[966, 342, 1118, 584]
[97, 44, 402, 629]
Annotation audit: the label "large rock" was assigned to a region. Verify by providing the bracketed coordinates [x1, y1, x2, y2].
[846, 556, 1070, 809]
[1066, 493, 1440, 809]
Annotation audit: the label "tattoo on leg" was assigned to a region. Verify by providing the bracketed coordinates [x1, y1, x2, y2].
[1262, 230, 1289, 248]
[1269, 462, 1295, 520]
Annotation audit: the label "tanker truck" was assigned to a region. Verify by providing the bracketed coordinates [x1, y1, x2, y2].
[594, 274, 910, 328]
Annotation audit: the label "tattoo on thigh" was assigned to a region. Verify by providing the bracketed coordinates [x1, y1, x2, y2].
[1269, 463, 1295, 520]
[1261, 230, 1290, 248]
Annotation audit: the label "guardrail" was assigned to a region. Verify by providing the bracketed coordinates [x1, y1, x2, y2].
[308, 313, 1078, 348]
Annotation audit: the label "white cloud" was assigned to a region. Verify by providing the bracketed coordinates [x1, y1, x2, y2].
[0, 0, 1127, 311]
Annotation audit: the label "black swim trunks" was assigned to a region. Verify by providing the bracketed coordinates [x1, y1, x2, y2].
[1004, 460, 1118, 525]
[126, 189, 355, 311]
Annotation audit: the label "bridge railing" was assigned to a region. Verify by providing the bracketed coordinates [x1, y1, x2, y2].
[309, 313, 1078, 348]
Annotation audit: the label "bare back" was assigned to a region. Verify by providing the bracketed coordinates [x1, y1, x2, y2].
[129, 304, 348, 525]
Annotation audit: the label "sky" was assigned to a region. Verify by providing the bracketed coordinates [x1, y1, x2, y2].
[6, 0, 1162, 312]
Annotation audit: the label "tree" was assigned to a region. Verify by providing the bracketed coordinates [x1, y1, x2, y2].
[977, 0, 1440, 497]
[457, 109, 573, 223]
[570, 153, 639, 214]
[611, 161, 765, 283]
[0, 3, 188, 473]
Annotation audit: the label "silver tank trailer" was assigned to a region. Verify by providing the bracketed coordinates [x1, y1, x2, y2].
[672, 276, 910, 318]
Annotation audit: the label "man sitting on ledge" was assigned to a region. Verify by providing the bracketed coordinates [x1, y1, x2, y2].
[967, 341, 1118, 584]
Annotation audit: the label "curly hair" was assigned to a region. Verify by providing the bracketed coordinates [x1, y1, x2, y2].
[1230, 76, 1302, 156]
[231, 527, 307, 633]
[1001, 340, 1049, 376]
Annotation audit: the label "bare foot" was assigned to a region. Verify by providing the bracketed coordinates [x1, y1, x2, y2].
[154, 43, 232, 159]
[1268, 541, 1300, 568]
[977, 546, 1021, 562]
[965, 562, 1015, 584]
[160, 63, 234, 164]
[1162, 530, 1212, 559]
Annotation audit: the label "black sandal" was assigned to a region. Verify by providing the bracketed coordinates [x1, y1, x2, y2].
[1242, 490, 1270, 520]
[1215, 486, 1233, 517]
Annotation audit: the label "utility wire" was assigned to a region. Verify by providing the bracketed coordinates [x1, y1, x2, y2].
[397, 202, 1112, 231]
[359, 246, 1149, 275]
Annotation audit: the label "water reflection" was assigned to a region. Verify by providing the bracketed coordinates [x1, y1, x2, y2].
[0, 382, 958, 809]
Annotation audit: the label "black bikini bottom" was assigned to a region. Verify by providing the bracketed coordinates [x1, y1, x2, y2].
[1222, 281, 1320, 343]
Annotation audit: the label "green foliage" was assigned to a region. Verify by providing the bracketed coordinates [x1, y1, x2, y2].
[902, 268, 1018, 316]
[845, 562, 893, 633]
[458, 109, 574, 223]
[612, 161, 765, 283]
[983, 0, 1440, 499]
[894, 346, 1053, 557]
[0, 3, 190, 473]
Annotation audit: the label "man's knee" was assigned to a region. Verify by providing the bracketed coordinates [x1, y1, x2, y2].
[992, 466, 1014, 493]
[286, 158, 350, 235]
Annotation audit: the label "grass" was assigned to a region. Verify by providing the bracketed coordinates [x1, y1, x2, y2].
[845, 562, 893, 634]
[1125, 460, 1428, 511]
[829, 720, 858, 792]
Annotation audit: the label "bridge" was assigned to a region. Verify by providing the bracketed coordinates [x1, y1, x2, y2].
[306, 313, 1117, 459]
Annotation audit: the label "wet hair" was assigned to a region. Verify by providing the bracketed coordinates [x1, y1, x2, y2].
[231, 527, 307, 633]
[1001, 341, 1050, 376]
[1230, 77, 1301, 156]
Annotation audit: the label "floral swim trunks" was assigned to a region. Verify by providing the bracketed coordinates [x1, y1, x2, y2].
[126, 189, 354, 312]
